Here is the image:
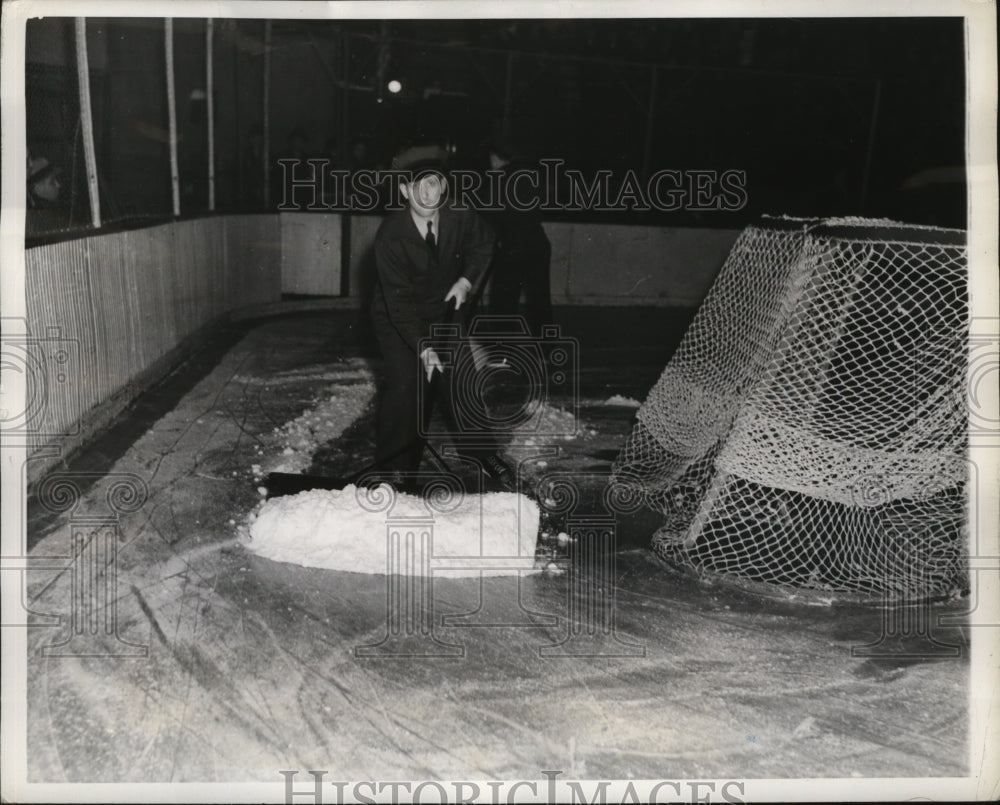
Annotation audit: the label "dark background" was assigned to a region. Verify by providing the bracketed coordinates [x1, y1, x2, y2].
[25, 16, 966, 234]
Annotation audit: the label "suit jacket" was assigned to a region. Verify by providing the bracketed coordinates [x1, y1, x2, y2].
[484, 159, 550, 260]
[372, 204, 494, 353]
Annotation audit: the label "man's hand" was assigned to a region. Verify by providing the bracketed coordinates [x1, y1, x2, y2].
[420, 347, 444, 381]
[444, 277, 473, 309]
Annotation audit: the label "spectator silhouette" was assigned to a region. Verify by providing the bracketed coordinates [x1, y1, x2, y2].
[483, 137, 553, 336]
[26, 153, 68, 235]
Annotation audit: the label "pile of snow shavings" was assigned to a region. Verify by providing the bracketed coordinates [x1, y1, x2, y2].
[247, 484, 540, 577]
[241, 381, 592, 575]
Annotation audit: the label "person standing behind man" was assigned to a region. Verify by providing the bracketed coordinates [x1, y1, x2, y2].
[485, 138, 553, 336]
[371, 144, 514, 488]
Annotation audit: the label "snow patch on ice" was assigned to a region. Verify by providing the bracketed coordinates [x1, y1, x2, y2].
[603, 394, 642, 408]
[246, 484, 540, 576]
[503, 402, 593, 467]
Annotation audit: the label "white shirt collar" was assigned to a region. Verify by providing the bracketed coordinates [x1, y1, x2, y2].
[410, 209, 440, 238]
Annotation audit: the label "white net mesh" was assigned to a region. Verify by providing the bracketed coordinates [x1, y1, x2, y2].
[612, 216, 968, 601]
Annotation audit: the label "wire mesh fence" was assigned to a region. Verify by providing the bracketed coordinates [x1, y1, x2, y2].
[25, 20, 90, 235]
[22, 17, 966, 240]
[24, 17, 272, 239]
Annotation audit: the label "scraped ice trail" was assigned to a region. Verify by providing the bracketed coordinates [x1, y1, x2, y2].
[250, 365, 377, 480]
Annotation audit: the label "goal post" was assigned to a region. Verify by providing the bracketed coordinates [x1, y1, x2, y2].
[611, 216, 968, 601]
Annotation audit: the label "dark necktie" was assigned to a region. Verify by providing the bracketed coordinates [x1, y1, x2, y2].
[425, 220, 436, 251]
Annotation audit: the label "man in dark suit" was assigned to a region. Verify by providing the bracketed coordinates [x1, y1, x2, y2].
[371, 145, 514, 488]
[485, 138, 553, 337]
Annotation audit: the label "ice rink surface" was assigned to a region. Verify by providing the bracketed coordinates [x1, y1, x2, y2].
[23, 309, 968, 783]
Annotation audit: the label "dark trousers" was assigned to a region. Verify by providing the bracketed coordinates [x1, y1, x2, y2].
[373, 311, 499, 474]
[489, 241, 553, 336]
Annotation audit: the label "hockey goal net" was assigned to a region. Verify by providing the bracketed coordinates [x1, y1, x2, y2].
[612, 216, 968, 601]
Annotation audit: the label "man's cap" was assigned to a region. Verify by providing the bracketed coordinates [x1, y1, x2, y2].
[391, 144, 449, 175]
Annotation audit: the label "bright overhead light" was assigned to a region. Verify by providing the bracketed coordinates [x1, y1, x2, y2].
[387, 79, 402, 94]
